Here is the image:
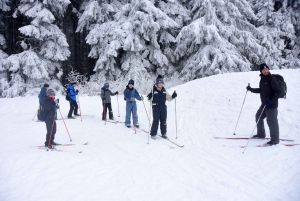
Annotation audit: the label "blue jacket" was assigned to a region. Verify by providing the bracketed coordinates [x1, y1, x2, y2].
[67, 84, 78, 102]
[38, 87, 47, 104]
[124, 86, 142, 102]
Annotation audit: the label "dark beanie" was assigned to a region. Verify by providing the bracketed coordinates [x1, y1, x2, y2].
[44, 83, 49, 88]
[260, 63, 269, 72]
[156, 75, 164, 85]
[128, 80, 134, 85]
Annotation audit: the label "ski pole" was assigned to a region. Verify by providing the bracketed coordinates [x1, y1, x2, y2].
[142, 97, 152, 128]
[242, 105, 266, 154]
[32, 107, 39, 121]
[148, 100, 152, 144]
[117, 94, 120, 117]
[104, 103, 107, 125]
[47, 115, 56, 151]
[175, 91, 178, 139]
[233, 83, 250, 135]
[77, 95, 82, 121]
[58, 108, 72, 141]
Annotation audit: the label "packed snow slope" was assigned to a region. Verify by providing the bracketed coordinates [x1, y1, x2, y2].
[1, 69, 300, 201]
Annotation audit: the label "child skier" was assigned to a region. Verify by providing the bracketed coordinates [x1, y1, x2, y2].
[147, 75, 177, 139]
[124, 80, 143, 128]
[101, 83, 118, 120]
[43, 88, 59, 148]
[67, 82, 79, 119]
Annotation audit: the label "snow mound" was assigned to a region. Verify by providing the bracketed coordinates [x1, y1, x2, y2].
[0, 69, 299, 201]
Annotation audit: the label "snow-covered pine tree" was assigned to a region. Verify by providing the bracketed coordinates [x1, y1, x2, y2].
[78, 0, 180, 92]
[250, 0, 298, 69]
[175, 0, 276, 81]
[285, 0, 300, 68]
[0, 0, 10, 95]
[156, 0, 191, 66]
[2, 0, 70, 97]
[76, 0, 123, 89]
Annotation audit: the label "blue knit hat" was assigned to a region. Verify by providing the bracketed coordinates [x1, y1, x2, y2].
[104, 83, 109, 89]
[156, 75, 164, 84]
[128, 80, 134, 85]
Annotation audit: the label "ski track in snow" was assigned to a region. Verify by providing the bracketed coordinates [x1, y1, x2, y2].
[0, 69, 300, 201]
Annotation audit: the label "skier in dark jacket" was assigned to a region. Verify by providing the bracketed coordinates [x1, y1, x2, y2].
[38, 83, 49, 105]
[101, 83, 118, 120]
[124, 80, 143, 127]
[43, 88, 59, 147]
[147, 75, 177, 139]
[246, 63, 281, 146]
[67, 82, 79, 119]
[37, 83, 49, 121]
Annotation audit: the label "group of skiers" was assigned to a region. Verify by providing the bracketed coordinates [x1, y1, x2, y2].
[38, 63, 282, 148]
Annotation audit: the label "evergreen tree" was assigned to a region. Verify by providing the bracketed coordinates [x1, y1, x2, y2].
[77, 0, 180, 91]
[175, 0, 277, 81]
[0, 0, 10, 95]
[2, 0, 70, 97]
[250, 0, 300, 69]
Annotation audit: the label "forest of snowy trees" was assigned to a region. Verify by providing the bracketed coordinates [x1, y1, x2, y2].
[0, 0, 299, 97]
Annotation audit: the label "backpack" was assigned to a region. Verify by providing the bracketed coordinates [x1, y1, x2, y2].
[65, 86, 71, 101]
[272, 74, 287, 99]
[37, 106, 46, 122]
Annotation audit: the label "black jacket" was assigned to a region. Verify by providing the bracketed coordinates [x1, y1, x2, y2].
[251, 73, 281, 108]
[43, 97, 57, 121]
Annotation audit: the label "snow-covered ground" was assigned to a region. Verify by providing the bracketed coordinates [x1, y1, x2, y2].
[1, 69, 300, 201]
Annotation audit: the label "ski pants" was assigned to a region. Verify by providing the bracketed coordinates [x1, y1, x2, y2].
[45, 119, 56, 145]
[256, 105, 279, 143]
[102, 103, 114, 120]
[125, 101, 138, 125]
[68, 101, 78, 117]
[150, 104, 167, 136]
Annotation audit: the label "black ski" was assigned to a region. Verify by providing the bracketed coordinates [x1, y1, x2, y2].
[158, 135, 184, 147]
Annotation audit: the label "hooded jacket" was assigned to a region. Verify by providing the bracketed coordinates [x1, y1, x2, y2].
[101, 87, 117, 103]
[124, 85, 142, 102]
[67, 84, 78, 102]
[43, 97, 57, 121]
[251, 73, 281, 108]
[38, 87, 47, 104]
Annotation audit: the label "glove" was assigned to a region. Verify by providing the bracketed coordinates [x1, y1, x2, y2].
[116, 91, 119, 95]
[56, 104, 60, 109]
[172, 91, 177, 99]
[140, 95, 144, 101]
[264, 99, 272, 106]
[130, 97, 135, 102]
[246, 86, 252, 91]
[76, 89, 79, 93]
[147, 93, 152, 100]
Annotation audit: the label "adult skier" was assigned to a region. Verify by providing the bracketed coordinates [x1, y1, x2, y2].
[124, 80, 143, 128]
[246, 63, 281, 146]
[147, 75, 177, 139]
[37, 83, 49, 121]
[43, 89, 59, 147]
[101, 83, 118, 120]
[67, 82, 79, 119]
